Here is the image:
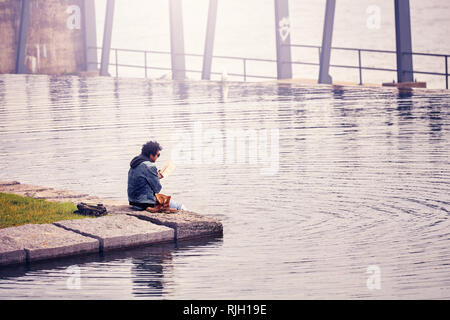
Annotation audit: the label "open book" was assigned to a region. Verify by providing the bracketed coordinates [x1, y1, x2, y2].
[160, 160, 176, 178]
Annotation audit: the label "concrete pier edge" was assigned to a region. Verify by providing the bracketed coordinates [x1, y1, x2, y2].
[53, 215, 175, 252]
[0, 223, 99, 265]
[0, 181, 223, 266]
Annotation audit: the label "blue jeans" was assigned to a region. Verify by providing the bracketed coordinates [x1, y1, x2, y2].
[129, 200, 182, 211]
[169, 199, 182, 210]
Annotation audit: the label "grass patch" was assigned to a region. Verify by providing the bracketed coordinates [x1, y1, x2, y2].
[0, 193, 88, 229]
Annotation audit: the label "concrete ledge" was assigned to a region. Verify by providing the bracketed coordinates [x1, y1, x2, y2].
[0, 181, 20, 187]
[53, 215, 175, 251]
[0, 237, 26, 266]
[382, 81, 427, 89]
[1, 181, 223, 263]
[0, 183, 51, 194]
[0, 182, 101, 203]
[89, 204, 223, 241]
[128, 210, 223, 241]
[0, 223, 99, 264]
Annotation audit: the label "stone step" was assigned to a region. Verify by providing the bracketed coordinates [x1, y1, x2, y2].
[0, 182, 95, 202]
[0, 183, 52, 194]
[0, 223, 99, 265]
[0, 181, 20, 187]
[128, 210, 223, 241]
[83, 203, 223, 241]
[0, 237, 26, 266]
[53, 215, 174, 251]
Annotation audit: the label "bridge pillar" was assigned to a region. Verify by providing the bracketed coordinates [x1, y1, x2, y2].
[274, 0, 292, 79]
[1, 0, 91, 75]
[100, 0, 115, 76]
[15, 0, 30, 74]
[169, 0, 186, 80]
[202, 0, 218, 80]
[318, 0, 336, 84]
[394, 0, 414, 83]
[82, 0, 98, 72]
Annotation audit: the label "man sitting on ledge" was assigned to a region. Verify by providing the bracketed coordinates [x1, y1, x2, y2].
[127, 140, 185, 212]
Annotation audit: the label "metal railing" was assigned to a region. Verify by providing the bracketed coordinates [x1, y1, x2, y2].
[89, 46, 277, 81]
[89, 45, 449, 89]
[289, 44, 449, 89]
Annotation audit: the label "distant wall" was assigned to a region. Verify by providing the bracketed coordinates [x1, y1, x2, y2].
[0, 0, 21, 73]
[0, 0, 92, 75]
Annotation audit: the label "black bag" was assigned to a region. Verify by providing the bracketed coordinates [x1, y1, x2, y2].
[74, 202, 107, 217]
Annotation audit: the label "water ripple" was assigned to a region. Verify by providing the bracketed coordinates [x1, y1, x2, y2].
[0, 74, 449, 299]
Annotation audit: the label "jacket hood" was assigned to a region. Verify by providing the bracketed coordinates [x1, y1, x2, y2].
[130, 154, 151, 169]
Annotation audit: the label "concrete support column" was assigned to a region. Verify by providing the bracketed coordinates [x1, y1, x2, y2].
[318, 0, 336, 84]
[274, 0, 292, 79]
[15, 0, 30, 74]
[100, 0, 115, 76]
[202, 0, 218, 80]
[82, 0, 98, 72]
[169, 0, 186, 80]
[394, 0, 414, 83]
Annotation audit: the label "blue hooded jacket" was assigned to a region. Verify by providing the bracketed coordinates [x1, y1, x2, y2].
[127, 154, 162, 204]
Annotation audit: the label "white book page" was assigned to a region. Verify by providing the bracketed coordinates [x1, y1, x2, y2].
[160, 160, 176, 178]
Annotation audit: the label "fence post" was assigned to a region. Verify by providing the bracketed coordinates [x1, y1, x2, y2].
[446, 55, 448, 90]
[144, 51, 147, 78]
[358, 49, 362, 85]
[243, 58, 247, 81]
[115, 49, 118, 77]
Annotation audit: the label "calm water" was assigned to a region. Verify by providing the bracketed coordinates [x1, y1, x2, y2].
[0, 74, 449, 299]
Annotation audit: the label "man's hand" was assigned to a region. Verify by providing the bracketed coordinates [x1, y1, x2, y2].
[158, 170, 164, 179]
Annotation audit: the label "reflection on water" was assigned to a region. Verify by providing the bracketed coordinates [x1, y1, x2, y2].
[0, 74, 449, 299]
[0, 237, 222, 299]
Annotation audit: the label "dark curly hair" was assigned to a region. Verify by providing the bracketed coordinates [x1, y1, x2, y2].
[141, 141, 162, 157]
